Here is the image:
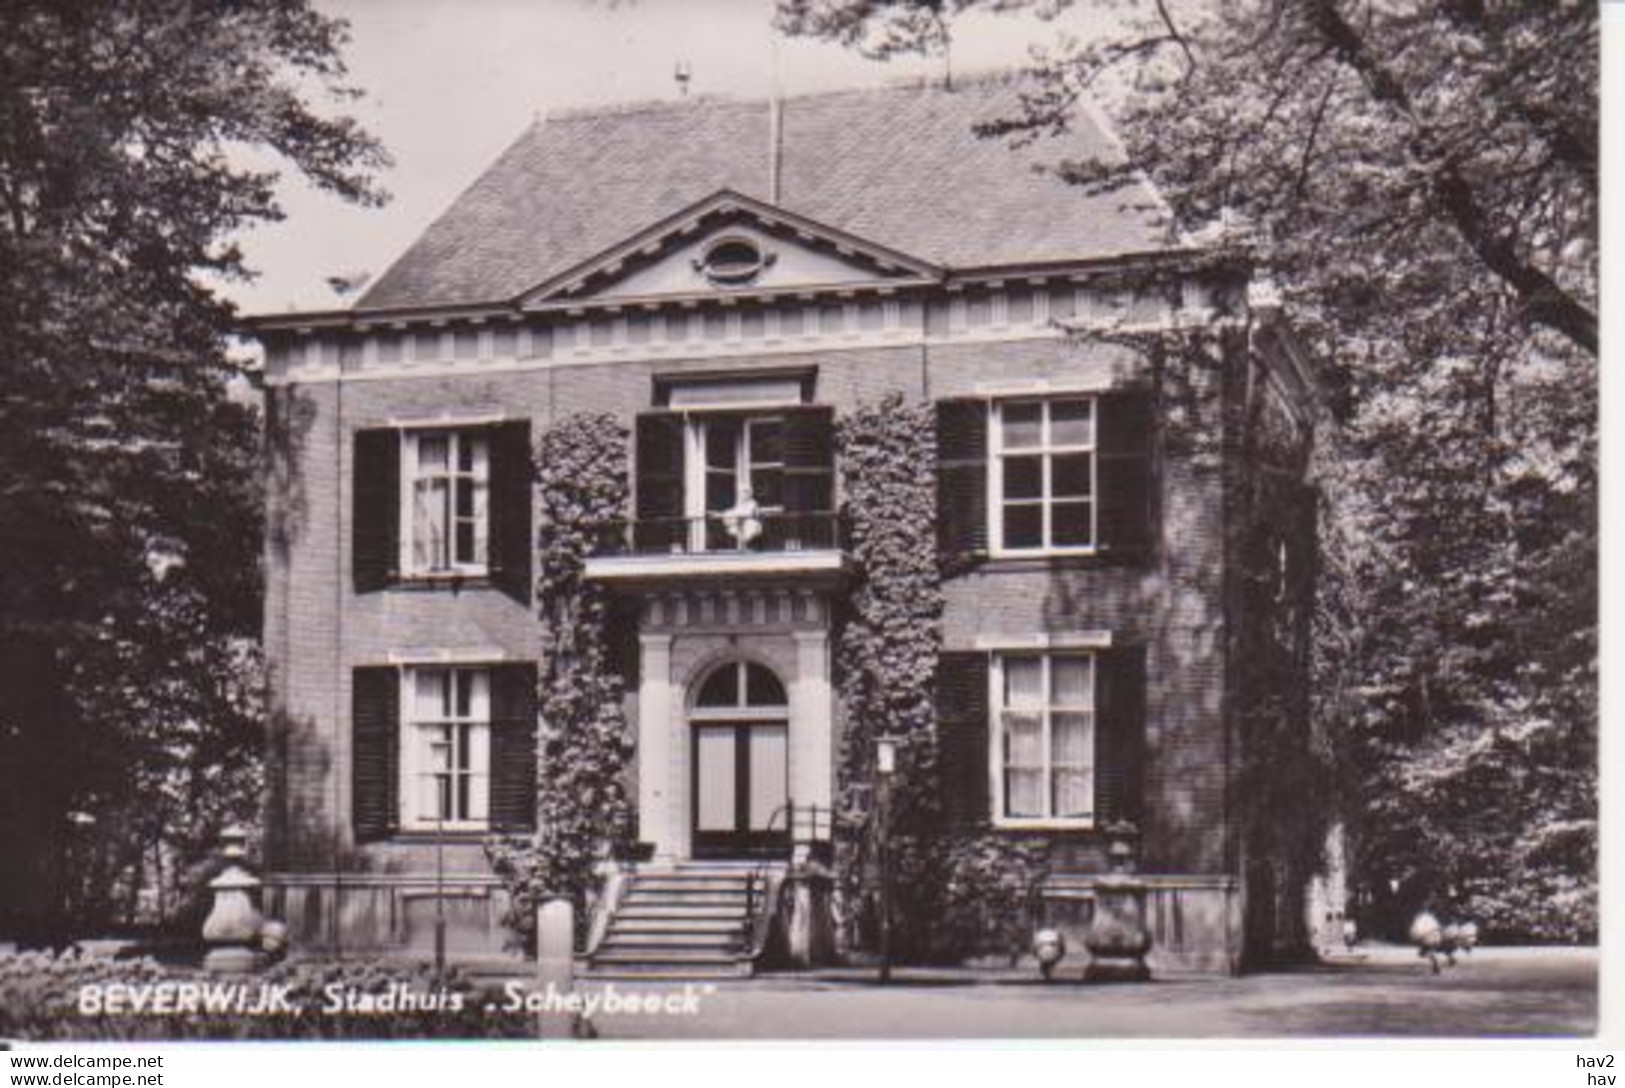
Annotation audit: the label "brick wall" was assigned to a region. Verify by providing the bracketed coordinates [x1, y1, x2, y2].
[263, 321, 1255, 946]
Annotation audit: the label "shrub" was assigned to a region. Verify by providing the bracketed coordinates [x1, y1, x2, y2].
[923, 836, 1051, 963]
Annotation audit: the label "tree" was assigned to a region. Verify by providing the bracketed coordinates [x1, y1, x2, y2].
[776, 0, 1597, 939]
[0, 1, 386, 940]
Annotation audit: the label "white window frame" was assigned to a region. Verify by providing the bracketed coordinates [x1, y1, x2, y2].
[988, 396, 1098, 557]
[398, 666, 491, 832]
[398, 428, 490, 577]
[988, 651, 1097, 829]
[682, 413, 785, 552]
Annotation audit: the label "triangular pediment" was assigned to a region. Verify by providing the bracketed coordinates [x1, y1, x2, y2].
[517, 190, 941, 308]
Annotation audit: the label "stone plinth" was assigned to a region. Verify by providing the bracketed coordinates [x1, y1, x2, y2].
[1083, 822, 1153, 983]
[202, 825, 263, 974]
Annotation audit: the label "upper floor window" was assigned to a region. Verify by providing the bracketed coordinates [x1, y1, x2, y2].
[691, 414, 783, 549]
[400, 666, 490, 831]
[990, 397, 1096, 555]
[352, 420, 530, 599]
[632, 397, 835, 556]
[936, 390, 1151, 564]
[403, 430, 489, 575]
[993, 652, 1095, 827]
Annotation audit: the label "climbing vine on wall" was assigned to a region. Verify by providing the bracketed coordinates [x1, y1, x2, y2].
[485, 413, 634, 946]
[1074, 315, 1331, 930]
[832, 394, 946, 957]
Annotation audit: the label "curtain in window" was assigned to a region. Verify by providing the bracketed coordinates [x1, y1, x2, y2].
[1052, 656, 1093, 818]
[1051, 711, 1092, 817]
[412, 435, 450, 570]
[1003, 711, 1045, 817]
[1002, 656, 1045, 817]
[454, 436, 489, 566]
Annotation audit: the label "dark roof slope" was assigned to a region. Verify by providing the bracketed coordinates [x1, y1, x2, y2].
[357, 74, 1174, 312]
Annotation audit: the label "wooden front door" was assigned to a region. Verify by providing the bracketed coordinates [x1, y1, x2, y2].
[691, 721, 789, 858]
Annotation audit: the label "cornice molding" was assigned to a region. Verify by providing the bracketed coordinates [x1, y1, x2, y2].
[239, 245, 1237, 337]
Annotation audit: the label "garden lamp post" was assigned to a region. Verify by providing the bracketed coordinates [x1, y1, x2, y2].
[876, 735, 898, 985]
[434, 807, 446, 978]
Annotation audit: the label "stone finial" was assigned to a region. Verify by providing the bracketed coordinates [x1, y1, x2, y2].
[218, 823, 250, 860]
[1104, 820, 1140, 874]
[202, 825, 263, 974]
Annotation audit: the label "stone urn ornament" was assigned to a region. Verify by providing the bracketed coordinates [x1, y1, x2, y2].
[721, 496, 763, 549]
[1410, 910, 1478, 973]
[1083, 821, 1153, 983]
[259, 919, 289, 963]
[201, 824, 264, 973]
[1031, 928, 1067, 981]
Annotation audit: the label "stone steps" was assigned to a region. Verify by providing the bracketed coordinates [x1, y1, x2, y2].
[582, 862, 780, 981]
[611, 917, 743, 934]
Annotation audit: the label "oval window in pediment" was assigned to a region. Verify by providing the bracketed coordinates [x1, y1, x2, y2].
[697, 236, 769, 286]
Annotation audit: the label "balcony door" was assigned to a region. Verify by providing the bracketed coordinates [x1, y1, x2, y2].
[686, 414, 784, 552]
[632, 404, 834, 555]
[689, 660, 790, 858]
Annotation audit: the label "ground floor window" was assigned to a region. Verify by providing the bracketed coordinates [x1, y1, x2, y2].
[401, 666, 490, 829]
[992, 652, 1095, 826]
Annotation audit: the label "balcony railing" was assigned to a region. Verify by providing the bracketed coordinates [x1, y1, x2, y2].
[593, 511, 839, 557]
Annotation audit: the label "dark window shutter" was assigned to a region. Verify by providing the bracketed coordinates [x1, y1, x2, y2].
[487, 662, 538, 832]
[352, 666, 400, 843]
[781, 405, 835, 547]
[1094, 645, 1147, 827]
[936, 399, 989, 561]
[609, 599, 641, 689]
[1095, 391, 1155, 560]
[353, 429, 400, 592]
[634, 412, 686, 552]
[486, 421, 534, 604]
[936, 651, 991, 832]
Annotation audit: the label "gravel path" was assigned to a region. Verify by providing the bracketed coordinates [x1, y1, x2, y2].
[572, 945, 1597, 1041]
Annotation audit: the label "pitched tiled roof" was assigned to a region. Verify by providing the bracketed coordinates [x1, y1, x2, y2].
[356, 74, 1175, 312]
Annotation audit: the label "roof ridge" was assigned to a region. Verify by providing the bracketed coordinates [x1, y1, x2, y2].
[536, 68, 1031, 125]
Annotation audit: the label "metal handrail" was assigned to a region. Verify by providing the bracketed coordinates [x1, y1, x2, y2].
[738, 801, 832, 959]
[759, 799, 834, 845]
[591, 511, 840, 557]
[739, 860, 788, 960]
[742, 868, 763, 955]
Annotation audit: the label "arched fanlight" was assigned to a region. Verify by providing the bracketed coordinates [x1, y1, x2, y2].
[695, 660, 787, 709]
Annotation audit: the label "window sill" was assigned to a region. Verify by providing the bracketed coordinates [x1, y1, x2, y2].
[991, 818, 1097, 833]
[386, 573, 495, 592]
[390, 828, 497, 842]
[990, 546, 1099, 561]
[970, 553, 1134, 575]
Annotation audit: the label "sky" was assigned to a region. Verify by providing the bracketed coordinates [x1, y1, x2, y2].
[229, 0, 1095, 317]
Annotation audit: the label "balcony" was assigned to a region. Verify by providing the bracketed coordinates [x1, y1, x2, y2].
[581, 511, 844, 586]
